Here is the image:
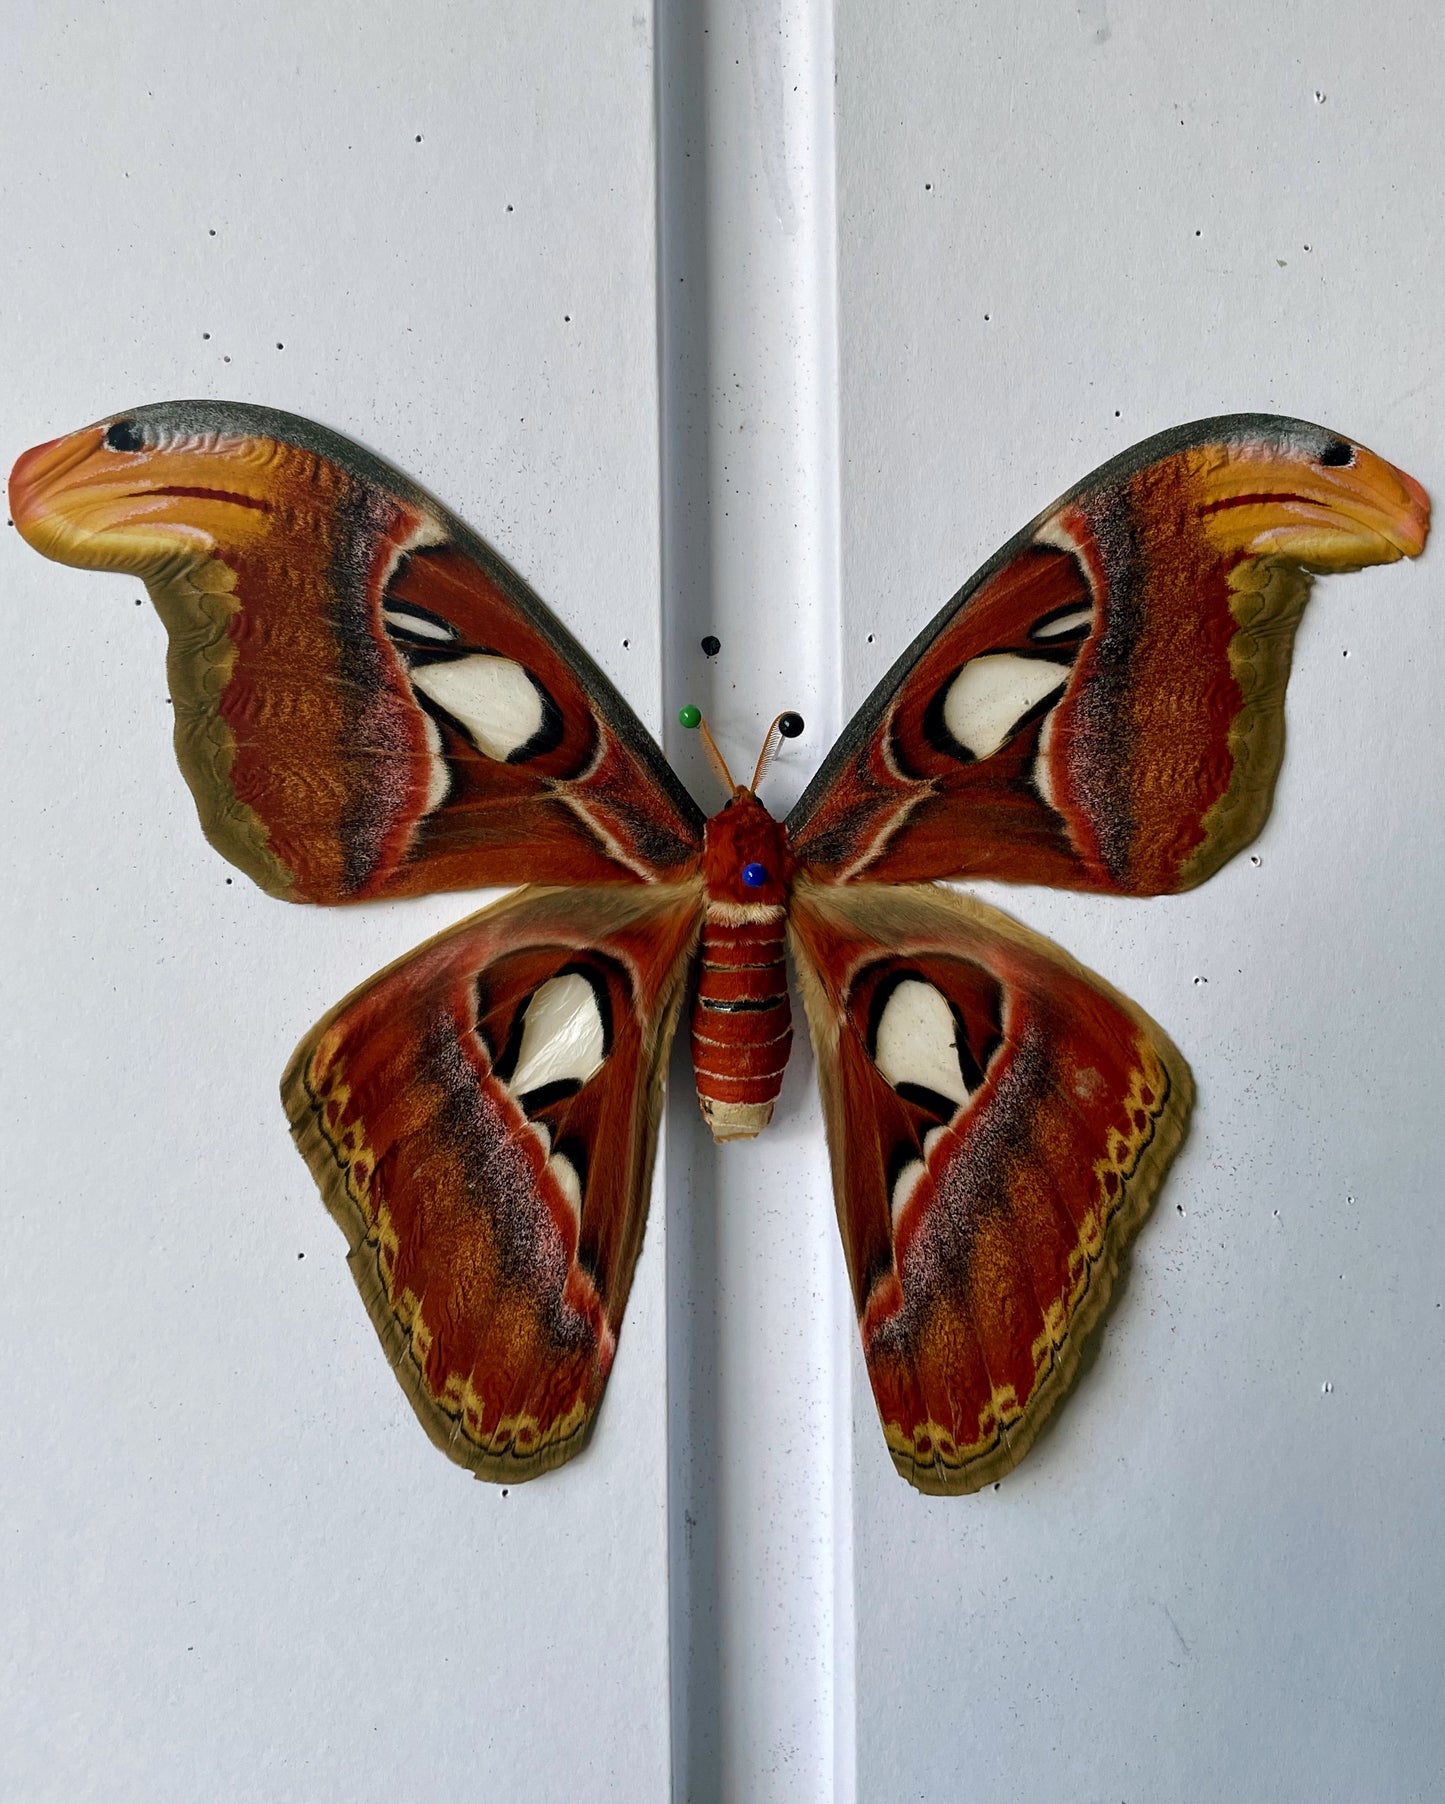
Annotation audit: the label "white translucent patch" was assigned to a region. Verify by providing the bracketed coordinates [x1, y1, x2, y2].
[402, 513, 450, 552]
[1033, 517, 1085, 558]
[548, 1152, 583, 1216]
[923, 1125, 951, 1162]
[890, 1158, 927, 1226]
[384, 605, 456, 642]
[942, 654, 1068, 760]
[1073, 1066, 1106, 1105]
[421, 712, 450, 812]
[1032, 604, 1093, 640]
[1033, 703, 1060, 811]
[873, 978, 971, 1107]
[411, 654, 544, 761]
[505, 974, 606, 1098]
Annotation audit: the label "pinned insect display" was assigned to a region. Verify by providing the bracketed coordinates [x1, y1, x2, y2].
[10, 404, 1427, 1491]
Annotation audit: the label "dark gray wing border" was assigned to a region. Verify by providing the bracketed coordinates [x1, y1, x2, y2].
[123, 398, 707, 845]
[784, 412, 1338, 843]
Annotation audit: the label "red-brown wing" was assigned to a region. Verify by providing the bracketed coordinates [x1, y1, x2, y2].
[789, 876, 1192, 1495]
[788, 417, 1428, 893]
[9, 402, 703, 902]
[282, 879, 702, 1480]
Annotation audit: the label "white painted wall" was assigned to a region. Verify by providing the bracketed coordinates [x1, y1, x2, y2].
[3, 3, 1443, 1801]
[834, 6, 1445, 1800]
[1, 7, 672, 1801]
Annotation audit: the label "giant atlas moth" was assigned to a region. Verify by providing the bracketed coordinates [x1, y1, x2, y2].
[9, 403, 1429, 1494]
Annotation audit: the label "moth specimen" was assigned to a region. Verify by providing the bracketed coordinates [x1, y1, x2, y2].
[10, 405, 1427, 1492]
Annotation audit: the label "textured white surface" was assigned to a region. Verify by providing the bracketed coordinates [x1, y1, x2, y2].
[4, 3, 1444, 1801]
[941, 652, 1071, 760]
[0, 6, 671, 1802]
[835, 7, 1445, 1801]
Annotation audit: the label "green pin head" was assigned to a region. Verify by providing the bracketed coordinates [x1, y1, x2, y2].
[678, 704, 702, 730]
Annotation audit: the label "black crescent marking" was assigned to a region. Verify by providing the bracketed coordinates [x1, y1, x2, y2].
[863, 965, 990, 1100]
[405, 646, 566, 765]
[894, 1080, 965, 1120]
[918, 650, 1072, 766]
[884, 1141, 929, 1203]
[516, 1076, 586, 1114]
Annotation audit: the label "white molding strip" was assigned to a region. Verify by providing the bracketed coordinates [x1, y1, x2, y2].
[657, 2, 853, 1798]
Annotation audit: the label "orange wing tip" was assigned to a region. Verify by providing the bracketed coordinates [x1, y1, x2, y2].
[1388, 462, 1431, 559]
[13, 423, 303, 902]
[1191, 436, 1431, 569]
[9, 421, 230, 576]
[280, 1041, 601, 1485]
[1343, 444, 1429, 560]
[882, 1028, 1195, 1497]
[8, 427, 103, 559]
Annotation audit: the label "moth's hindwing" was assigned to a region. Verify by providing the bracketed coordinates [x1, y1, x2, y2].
[789, 876, 1193, 1495]
[283, 880, 703, 1481]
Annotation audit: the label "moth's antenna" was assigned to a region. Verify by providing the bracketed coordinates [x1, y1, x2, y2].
[748, 711, 806, 795]
[678, 704, 739, 796]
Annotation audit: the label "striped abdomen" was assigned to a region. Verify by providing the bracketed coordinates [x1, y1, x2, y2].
[691, 901, 793, 1141]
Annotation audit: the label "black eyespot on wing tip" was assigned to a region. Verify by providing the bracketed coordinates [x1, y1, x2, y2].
[1319, 438, 1355, 468]
[103, 420, 145, 453]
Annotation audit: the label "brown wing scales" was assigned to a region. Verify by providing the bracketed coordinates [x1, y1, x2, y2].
[788, 416, 1428, 893]
[790, 878, 1192, 1494]
[283, 881, 702, 1481]
[9, 402, 704, 903]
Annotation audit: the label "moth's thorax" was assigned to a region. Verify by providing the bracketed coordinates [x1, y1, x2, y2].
[692, 791, 795, 1142]
[700, 790, 794, 906]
